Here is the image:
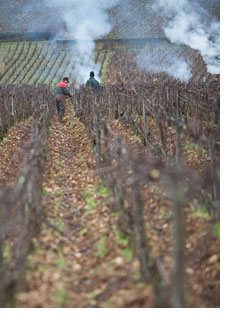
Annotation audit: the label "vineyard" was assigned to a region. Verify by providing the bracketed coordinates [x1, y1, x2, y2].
[0, 39, 220, 307]
[0, 39, 220, 89]
[0, 41, 111, 87]
[0, 0, 221, 307]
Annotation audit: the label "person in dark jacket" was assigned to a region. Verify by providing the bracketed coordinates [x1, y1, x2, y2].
[55, 77, 72, 120]
[86, 71, 100, 94]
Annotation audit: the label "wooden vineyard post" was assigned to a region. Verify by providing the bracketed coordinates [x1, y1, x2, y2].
[0, 191, 4, 306]
[0, 191, 9, 308]
[162, 168, 185, 308]
[108, 90, 111, 117]
[170, 93, 185, 307]
[175, 124, 182, 166]
[115, 138, 131, 236]
[71, 84, 78, 115]
[175, 91, 182, 166]
[101, 122, 114, 190]
[0, 113, 2, 135]
[172, 171, 185, 308]
[11, 97, 14, 116]
[166, 85, 170, 116]
[93, 106, 102, 167]
[158, 120, 167, 164]
[131, 162, 166, 307]
[4, 99, 8, 128]
[142, 94, 148, 145]
[215, 97, 220, 125]
[79, 92, 82, 113]
[167, 169, 186, 308]
[103, 122, 112, 168]
[208, 135, 220, 219]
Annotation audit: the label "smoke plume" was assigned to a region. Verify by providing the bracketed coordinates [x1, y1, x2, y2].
[19, 0, 219, 83]
[113, 0, 219, 80]
[137, 47, 192, 82]
[150, 0, 220, 74]
[45, 0, 119, 84]
[21, 0, 119, 85]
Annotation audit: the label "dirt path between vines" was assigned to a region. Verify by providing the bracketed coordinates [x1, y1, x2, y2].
[107, 119, 220, 308]
[16, 104, 153, 308]
[0, 119, 32, 188]
[0, 106, 219, 307]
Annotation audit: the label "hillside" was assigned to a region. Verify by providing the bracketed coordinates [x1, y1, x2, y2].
[0, 0, 220, 38]
[0, 0, 62, 33]
[0, 39, 219, 87]
[0, 41, 110, 86]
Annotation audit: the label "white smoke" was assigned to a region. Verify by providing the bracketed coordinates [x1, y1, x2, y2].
[150, 0, 220, 74]
[43, 0, 119, 85]
[137, 48, 192, 82]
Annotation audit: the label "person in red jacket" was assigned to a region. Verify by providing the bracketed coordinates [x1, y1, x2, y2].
[55, 77, 72, 120]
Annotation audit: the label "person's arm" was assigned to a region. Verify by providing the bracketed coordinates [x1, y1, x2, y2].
[63, 85, 72, 97]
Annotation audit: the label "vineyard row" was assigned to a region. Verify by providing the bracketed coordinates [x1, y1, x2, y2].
[0, 41, 109, 86]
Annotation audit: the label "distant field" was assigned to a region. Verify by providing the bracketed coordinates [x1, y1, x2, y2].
[0, 38, 218, 88]
[0, 40, 113, 87]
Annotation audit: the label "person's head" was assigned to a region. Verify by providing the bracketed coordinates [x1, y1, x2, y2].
[63, 77, 69, 84]
[90, 71, 95, 78]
